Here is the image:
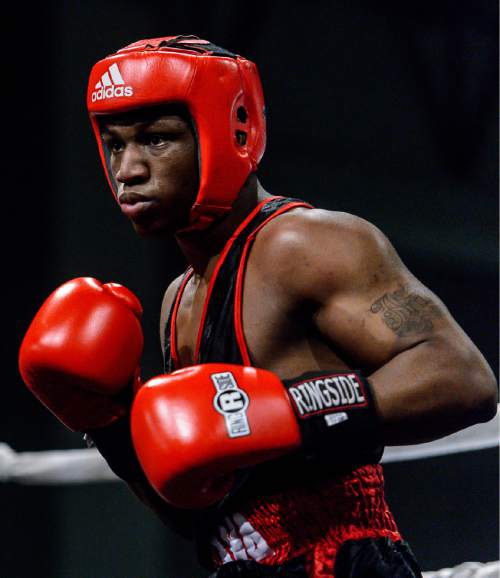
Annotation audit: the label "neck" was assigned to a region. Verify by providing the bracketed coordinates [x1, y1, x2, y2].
[175, 177, 271, 276]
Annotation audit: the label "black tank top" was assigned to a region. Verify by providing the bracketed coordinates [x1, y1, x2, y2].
[163, 196, 312, 371]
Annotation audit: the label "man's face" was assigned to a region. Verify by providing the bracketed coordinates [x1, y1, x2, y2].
[100, 106, 198, 236]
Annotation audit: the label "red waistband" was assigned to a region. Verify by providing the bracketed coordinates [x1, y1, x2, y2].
[211, 464, 400, 574]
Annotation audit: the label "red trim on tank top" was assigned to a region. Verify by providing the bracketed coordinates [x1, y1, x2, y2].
[169, 268, 194, 370]
[234, 202, 313, 365]
[192, 196, 284, 363]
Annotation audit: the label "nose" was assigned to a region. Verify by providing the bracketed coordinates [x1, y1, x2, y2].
[115, 143, 149, 185]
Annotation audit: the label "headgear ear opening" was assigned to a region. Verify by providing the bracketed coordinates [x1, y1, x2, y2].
[87, 35, 267, 231]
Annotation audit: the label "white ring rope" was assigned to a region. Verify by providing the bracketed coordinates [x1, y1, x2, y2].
[422, 561, 500, 578]
[382, 406, 499, 463]
[0, 444, 117, 484]
[2, 405, 497, 486]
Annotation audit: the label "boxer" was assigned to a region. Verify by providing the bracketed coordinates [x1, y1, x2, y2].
[20, 36, 497, 577]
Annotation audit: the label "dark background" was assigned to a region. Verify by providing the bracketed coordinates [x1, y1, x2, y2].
[2, 1, 498, 576]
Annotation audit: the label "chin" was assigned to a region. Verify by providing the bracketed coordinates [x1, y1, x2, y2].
[131, 216, 187, 238]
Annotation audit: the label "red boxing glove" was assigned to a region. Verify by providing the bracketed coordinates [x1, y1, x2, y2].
[131, 364, 381, 509]
[131, 364, 301, 509]
[19, 277, 143, 432]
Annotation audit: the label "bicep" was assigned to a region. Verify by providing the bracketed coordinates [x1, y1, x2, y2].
[310, 222, 459, 370]
[315, 272, 455, 371]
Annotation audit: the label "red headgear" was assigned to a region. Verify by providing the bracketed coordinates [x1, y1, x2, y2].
[87, 35, 266, 230]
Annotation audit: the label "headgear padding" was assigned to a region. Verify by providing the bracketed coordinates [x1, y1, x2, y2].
[87, 35, 266, 231]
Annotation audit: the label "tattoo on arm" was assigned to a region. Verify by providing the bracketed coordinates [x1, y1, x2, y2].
[370, 285, 442, 337]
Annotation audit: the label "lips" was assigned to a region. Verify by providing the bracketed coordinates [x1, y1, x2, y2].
[118, 192, 151, 205]
[118, 192, 156, 219]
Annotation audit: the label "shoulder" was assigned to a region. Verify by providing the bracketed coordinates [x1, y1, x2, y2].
[252, 207, 402, 295]
[255, 207, 389, 255]
[159, 273, 185, 352]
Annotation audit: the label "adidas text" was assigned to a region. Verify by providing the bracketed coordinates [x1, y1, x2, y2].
[91, 85, 133, 102]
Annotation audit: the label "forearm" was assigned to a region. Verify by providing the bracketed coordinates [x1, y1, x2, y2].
[127, 477, 194, 538]
[88, 417, 193, 536]
[369, 336, 498, 445]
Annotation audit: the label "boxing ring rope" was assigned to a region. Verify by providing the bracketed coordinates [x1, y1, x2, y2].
[2, 405, 497, 485]
[422, 562, 499, 578]
[2, 405, 498, 576]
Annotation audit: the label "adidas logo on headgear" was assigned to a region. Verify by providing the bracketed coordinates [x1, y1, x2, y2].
[91, 63, 133, 102]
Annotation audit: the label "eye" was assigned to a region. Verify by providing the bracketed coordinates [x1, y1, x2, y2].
[147, 134, 168, 147]
[111, 141, 124, 153]
[103, 137, 124, 154]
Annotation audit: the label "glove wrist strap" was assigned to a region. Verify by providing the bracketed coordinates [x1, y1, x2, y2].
[282, 370, 383, 463]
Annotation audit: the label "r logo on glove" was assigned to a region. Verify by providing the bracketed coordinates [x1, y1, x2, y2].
[212, 371, 251, 438]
